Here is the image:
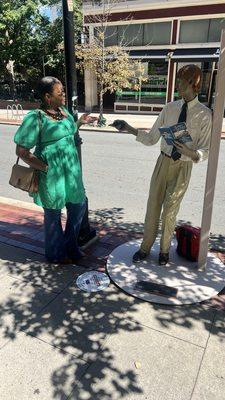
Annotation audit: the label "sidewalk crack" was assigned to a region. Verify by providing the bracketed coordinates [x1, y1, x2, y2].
[189, 309, 218, 400]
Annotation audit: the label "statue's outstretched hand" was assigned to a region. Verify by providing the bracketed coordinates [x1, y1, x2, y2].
[109, 119, 127, 132]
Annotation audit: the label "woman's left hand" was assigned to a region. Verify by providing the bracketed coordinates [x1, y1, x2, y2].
[78, 113, 98, 126]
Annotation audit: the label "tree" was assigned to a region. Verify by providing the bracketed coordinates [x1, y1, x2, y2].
[77, 43, 146, 124]
[0, 1, 47, 97]
[0, 0, 82, 99]
[77, 0, 147, 124]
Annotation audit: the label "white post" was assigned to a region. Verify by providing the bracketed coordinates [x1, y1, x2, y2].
[198, 30, 225, 270]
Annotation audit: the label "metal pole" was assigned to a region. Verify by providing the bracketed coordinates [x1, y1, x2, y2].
[198, 30, 225, 270]
[62, 0, 77, 115]
[62, 0, 96, 247]
[42, 56, 46, 77]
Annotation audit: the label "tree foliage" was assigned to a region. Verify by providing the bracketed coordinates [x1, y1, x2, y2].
[0, 0, 82, 98]
[77, 44, 145, 95]
[1, 1, 48, 78]
[77, 2, 147, 119]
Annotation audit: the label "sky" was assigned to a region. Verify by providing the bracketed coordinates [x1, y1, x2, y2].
[40, 4, 61, 22]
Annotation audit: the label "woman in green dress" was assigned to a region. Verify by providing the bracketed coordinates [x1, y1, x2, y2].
[14, 76, 97, 263]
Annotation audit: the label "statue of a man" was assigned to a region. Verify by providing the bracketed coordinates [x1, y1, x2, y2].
[113, 64, 212, 265]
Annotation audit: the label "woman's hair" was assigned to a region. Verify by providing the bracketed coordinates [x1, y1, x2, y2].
[177, 64, 202, 94]
[37, 76, 61, 102]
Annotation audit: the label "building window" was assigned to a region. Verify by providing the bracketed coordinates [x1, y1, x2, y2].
[179, 20, 209, 43]
[179, 18, 225, 43]
[100, 22, 171, 47]
[143, 22, 171, 45]
[118, 24, 143, 46]
[141, 61, 168, 104]
[208, 19, 225, 42]
[104, 26, 118, 46]
[94, 27, 118, 46]
[116, 61, 168, 105]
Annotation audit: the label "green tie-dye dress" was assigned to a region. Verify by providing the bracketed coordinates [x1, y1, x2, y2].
[14, 108, 85, 209]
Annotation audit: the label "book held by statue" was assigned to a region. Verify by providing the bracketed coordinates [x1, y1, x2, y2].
[159, 122, 192, 145]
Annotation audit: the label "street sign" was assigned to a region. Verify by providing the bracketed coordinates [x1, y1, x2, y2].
[67, 0, 73, 11]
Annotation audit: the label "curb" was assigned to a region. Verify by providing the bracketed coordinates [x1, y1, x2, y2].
[0, 119, 21, 126]
[0, 118, 118, 132]
[0, 196, 41, 211]
[1, 118, 225, 138]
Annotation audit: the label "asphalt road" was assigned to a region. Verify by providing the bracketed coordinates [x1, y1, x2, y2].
[1, 124, 225, 236]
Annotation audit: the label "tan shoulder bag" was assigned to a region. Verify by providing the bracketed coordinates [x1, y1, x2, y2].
[9, 111, 42, 194]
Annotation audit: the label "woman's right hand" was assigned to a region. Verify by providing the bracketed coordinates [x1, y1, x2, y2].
[16, 145, 49, 172]
[41, 164, 48, 173]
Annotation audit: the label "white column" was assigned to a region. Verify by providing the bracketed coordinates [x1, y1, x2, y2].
[198, 30, 225, 270]
[84, 69, 98, 112]
[84, 25, 98, 111]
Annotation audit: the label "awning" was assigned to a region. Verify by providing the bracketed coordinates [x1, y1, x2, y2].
[129, 49, 170, 59]
[171, 48, 220, 61]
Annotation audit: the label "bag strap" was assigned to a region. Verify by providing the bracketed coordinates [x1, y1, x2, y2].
[16, 110, 43, 165]
[36, 110, 43, 149]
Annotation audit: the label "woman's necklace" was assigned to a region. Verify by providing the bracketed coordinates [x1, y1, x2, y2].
[43, 108, 64, 121]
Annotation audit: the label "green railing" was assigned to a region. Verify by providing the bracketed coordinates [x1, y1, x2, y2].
[116, 91, 166, 97]
[116, 91, 180, 100]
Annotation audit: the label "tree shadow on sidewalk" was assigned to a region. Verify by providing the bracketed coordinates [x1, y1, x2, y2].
[0, 244, 144, 399]
[0, 207, 224, 399]
[0, 206, 145, 399]
[89, 206, 144, 234]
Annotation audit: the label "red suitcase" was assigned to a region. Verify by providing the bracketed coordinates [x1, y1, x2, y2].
[175, 225, 200, 262]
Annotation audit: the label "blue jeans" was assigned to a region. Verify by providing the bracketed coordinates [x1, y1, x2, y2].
[43, 201, 86, 262]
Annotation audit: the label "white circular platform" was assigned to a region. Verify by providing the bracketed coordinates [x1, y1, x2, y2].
[106, 239, 225, 305]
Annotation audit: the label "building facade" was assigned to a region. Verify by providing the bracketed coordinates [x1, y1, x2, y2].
[83, 0, 225, 113]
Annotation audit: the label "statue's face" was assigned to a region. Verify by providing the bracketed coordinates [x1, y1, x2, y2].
[176, 77, 196, 101]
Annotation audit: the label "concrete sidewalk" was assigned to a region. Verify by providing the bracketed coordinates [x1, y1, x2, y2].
[0, 196, 225, 399]
[1, 109, 225, 138]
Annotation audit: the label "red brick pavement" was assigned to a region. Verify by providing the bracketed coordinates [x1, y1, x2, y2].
[0, 202, 142, 272]
[0, 201, 224, 309]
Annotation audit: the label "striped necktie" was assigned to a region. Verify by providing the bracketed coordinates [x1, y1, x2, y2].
[171, 101, 187, 160]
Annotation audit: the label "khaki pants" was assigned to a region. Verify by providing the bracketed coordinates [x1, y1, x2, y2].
[140, 153, 192, 254]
